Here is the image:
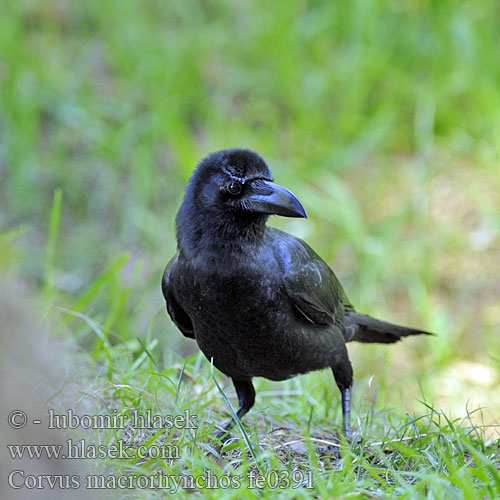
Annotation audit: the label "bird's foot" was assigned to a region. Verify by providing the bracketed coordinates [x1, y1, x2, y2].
[316, 428, 353, 456]
[213, 419, 238, 445]
[214, 428, 233, 444]
[316, 444, 342, 459]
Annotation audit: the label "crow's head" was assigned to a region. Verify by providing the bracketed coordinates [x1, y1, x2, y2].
[176, 149, 307, 252]
[180, 148, 306, 222]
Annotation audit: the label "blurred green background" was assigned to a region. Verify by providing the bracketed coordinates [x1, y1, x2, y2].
[1, 0, 499, 433]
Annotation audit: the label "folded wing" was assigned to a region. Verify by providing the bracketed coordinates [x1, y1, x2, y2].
[162, 254, 195, 339]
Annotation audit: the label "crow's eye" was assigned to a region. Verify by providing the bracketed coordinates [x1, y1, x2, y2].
[227, 180, 242, 195]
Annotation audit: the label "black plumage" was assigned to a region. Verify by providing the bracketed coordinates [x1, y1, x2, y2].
[162, 148, 431, 439]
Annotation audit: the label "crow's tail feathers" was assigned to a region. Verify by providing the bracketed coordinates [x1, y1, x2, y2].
[345, 312, 434, 344]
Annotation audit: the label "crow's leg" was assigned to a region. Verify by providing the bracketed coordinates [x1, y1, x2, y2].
[216, 379, 255, 440]
[232, 379, 256, 420]
[331, 353, 353, 441]
[340, 386, 352, 440]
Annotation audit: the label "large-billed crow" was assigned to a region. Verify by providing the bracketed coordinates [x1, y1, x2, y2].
[162, 148, 431, 439]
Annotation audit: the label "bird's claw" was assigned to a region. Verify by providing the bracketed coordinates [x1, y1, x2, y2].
[215, 429, 233, 444]
[316, 444, 342, 458]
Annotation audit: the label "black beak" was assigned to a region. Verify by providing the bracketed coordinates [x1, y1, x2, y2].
[244, 180, 307, 218]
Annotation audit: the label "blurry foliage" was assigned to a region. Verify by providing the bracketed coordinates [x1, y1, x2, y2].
[0, 0, 499, 424]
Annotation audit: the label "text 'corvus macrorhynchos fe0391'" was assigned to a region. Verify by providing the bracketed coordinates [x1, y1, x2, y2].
[162, 148, 432, 440]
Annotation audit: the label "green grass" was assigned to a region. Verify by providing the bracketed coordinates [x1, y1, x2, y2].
[1, 0, 499, 497]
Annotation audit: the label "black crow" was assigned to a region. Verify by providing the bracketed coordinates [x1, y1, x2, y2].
[162, 148, 431, 439]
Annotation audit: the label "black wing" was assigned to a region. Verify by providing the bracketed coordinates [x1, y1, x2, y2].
[161, 254, 195, 339]
[271, 229, 353, 328]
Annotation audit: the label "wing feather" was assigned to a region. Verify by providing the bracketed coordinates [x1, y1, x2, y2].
[271, 229, 352, 328]
[162, 254, 195, 339]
